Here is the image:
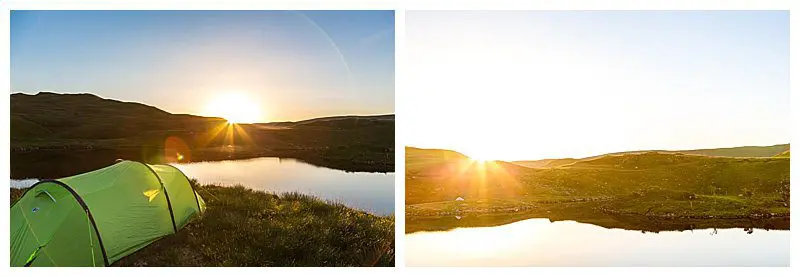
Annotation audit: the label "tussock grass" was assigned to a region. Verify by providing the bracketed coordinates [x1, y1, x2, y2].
[11, 180, 394, 267]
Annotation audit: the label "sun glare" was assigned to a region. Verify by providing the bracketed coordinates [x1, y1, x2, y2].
[204, 93, 262, 124]
[469, 152, 494, 163]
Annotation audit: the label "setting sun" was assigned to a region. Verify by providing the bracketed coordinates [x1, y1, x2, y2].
[470, 156, 490, 163]
[466, 149, 496, 162]
[204, 93, 262, 123]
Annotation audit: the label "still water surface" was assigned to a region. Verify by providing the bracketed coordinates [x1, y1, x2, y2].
[406, 218, 789, 266]
[12, 157, 394, 215]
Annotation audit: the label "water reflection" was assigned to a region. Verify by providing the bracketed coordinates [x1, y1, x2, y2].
[406, 218, 789, 266]
[172, 157, 394, 215]
[10, 179, 39, 188]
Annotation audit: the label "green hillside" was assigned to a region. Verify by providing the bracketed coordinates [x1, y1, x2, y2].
[513, 144, 790, 168]
[591, 144, 791, 158]
[677, 144, 789, 157]
[513, 158, 579, 168]
[405, 147, 469, 173]
[406, 146, 790, 233]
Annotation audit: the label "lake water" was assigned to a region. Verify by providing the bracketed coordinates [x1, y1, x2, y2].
[11, 157, 395, 215]
[406, 218, 789, 266]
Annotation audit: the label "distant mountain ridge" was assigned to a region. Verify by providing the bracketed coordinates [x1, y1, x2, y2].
[513, 144, 790, 168]
[513, 158, 580, 169]
[11, 91, 393, 140]
[261, 114, 395, 128]
[594, 144, 790, 158]
[11, 91, 395, 174]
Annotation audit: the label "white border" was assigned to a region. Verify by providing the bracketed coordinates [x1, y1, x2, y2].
[394, 7, 406, 269]
[1, 0, 798, 276]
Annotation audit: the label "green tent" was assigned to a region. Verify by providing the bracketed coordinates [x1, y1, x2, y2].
[10, 160, 206, 267]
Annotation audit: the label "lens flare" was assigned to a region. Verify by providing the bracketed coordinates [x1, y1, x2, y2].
[164, 136, 191, 163]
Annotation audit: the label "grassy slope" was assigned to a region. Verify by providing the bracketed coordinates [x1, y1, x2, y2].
[406, 147, 790, 233]
[513, 144, 790, 168]
[513, 158, 579, 168]
[11, 92, 394, 174]
[11, 182, 394, 267]
[675, 144, 789, 157]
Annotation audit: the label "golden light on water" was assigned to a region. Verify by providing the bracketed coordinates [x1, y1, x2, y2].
[204, 93, 263, 124]
[407, 219, 550, 260]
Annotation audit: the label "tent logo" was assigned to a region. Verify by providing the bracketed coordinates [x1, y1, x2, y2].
[31, 207, 40, 213]
[143, 189, 161, 202]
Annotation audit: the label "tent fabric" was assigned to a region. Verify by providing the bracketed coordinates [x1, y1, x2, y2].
[10, 160, 205, 267]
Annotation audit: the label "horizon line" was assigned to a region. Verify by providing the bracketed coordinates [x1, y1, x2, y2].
[11, 90, 395, 124]
[406, 142, 790, 162]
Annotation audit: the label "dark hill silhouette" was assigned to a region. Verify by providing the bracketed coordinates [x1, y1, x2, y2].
[11, 92, 225, 139]
[11, 92, 394, 178]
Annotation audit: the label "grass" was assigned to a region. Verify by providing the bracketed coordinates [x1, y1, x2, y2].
[513, 144, 790, 168]
[11, 180, 395, 267]
[405, 147, 790, 233]
[588, 144, 790, 159]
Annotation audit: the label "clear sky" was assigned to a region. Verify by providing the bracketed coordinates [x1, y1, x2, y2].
[406, 10, 789, 161]
[11, 10, 394, 122]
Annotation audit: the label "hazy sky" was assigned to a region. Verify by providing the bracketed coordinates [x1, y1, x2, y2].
[11, 10, 394, 122]
[406, 11, 789, 161]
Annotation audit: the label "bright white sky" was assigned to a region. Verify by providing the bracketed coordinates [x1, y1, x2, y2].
[404, 11, 789, 161]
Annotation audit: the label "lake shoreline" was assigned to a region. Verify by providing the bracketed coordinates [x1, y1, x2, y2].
[406, 200, 790, 234]
[11, 146, 394, 179]
[12, 155, 396, 215]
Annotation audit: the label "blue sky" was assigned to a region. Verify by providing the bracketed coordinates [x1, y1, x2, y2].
[11, 10, 394, 122]
[406, 10, 789, 160]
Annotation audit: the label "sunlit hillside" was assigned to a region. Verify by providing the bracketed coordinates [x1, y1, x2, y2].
[406, 146, 790, 229]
